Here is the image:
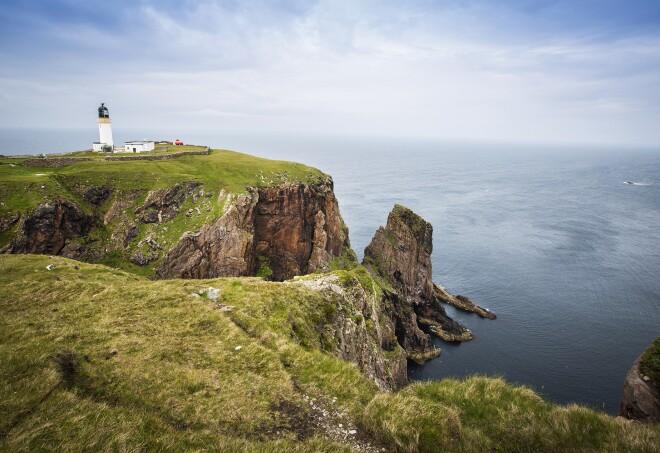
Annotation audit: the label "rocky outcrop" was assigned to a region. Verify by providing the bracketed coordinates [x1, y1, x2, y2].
[0, 212, 20, 233]
[136, 182, 200, 223]
[5, 200, 94, 256]
[155, 192, 258, 278]
[156, 179, 351, 281]
[621, 338, 660, 422]
[434, 284, 496, 319]
[295, 274, 408, 390]
[129, 250, 159, 266]
[82, 186, 112, 206]
[381, 289, 441, 364]
[363, 204, 482, 362]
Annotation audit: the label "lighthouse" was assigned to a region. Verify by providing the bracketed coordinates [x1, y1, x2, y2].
[92, 103, 114, 152]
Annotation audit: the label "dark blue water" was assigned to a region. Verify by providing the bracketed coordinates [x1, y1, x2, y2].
[2, 129, 659, 414]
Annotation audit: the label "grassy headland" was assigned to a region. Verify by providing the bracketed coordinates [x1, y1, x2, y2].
[1, 254, 658, 452]
[0, 147, 324, 215]
[0, 148, 327, 275]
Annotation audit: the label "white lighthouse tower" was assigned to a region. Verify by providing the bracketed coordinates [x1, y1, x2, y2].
[92, 103, 114, 152]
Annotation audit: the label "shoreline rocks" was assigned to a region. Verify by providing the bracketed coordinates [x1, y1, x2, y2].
[434, 284, 496, 319]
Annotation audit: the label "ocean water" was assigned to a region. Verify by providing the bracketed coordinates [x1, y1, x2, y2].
[2, 128, 659, 414]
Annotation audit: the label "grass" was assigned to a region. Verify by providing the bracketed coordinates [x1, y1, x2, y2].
[0, 147, 327, 271]
[0, 148, 325, 215]
[364, 377, 660, 452]
[639, 336, 660, 391]
[1, 254, 658, 452]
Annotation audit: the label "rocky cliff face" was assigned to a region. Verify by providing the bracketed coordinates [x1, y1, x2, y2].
[295, 273, 408, 390]
[363, 204, 492, 363]
[621, 338, 660, 422]
[3, 200, 95, 258]
[156, 179, 351, 281]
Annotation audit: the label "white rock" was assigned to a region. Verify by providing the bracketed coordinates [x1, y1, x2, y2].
[348, 429, 357, 435]
[206, 287, 220, 301]
[46, 264, 55, 271]
[234, 345, 242, 351]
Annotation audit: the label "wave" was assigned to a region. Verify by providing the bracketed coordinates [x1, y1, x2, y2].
[623, 181, 652, 186]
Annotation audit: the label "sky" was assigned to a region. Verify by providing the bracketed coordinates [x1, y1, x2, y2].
[1, 0, 660, 146]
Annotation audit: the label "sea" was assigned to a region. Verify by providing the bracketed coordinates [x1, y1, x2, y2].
[2, 128, 659, 415]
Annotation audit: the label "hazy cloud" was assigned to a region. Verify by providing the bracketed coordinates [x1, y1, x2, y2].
[1, 0, 659, 145]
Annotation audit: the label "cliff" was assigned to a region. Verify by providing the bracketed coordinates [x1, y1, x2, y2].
[3, 149, 657, 452]
[0, 149, 350, 279]
[1, 254, 657, 452]
[363, 204, 494, 362]
[156, 180, 350, 281]
[621, 337, 660, 422]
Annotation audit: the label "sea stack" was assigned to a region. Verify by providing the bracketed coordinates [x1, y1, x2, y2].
[362, 204, 476, 363]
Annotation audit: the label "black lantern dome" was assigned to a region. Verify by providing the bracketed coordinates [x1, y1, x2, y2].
[98, 103, 110, 118]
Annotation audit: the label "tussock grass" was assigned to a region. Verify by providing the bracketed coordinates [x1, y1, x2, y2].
[1, 255, 658, 452]
[363, 376, 660, 452]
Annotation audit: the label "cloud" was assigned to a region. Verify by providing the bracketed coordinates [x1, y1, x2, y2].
[0, 0, 659, 145]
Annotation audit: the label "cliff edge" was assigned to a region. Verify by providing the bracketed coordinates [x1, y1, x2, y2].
[156, 180, 350, 281]
[621, 337, 660, 422]
[0, 149, 352, 280]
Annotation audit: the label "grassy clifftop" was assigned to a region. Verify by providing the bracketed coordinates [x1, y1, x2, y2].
[0, 148, 328, 276]
[1, 254, 658, 452]
[0, 147, 325, 216]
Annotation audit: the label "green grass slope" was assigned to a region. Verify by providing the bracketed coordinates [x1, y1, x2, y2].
[0, 148, 325, 216]
[0, 148, 327, 275]
[1, 255, 658, 452]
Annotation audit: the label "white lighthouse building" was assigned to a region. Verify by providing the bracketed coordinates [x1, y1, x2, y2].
[92, 103, 114, 152]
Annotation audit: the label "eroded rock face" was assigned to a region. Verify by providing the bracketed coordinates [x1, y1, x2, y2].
[295, 274, 408, 390]
[82, 186, 112, 206]
[254, 182, 348, 280]
[156, 179, 351, 280]
[0, 212, 20, 233]
[136, 182, 200, 224]
[6, 200, 94, 256]
[155, 192, 258, 278]
[363, 204, 474, 362]
[621, 340, 660, 422]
